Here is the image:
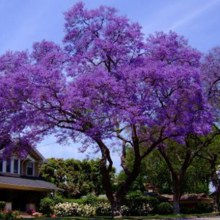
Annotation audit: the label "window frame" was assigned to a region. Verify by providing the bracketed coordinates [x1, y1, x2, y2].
[26, 161, 34, 176]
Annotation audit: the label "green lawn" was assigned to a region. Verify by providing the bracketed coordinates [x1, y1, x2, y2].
[23, 213, 220, 220]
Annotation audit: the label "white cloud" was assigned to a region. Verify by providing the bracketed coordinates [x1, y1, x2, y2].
[169, 0, 220, 30]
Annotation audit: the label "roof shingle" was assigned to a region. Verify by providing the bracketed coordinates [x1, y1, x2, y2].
[0, 175, 59, 191]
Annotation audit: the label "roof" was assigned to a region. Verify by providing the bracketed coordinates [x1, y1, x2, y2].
[0, 146, 44, 161]
[161, 193, 212, 203]
[29, 147, 45, 161]
[0, 175, 60, 192]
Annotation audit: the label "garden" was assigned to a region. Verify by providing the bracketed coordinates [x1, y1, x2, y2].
[0, 193, 215, 219]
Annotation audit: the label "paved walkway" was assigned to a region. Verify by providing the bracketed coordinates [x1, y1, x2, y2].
[19, 212, 34, 218]
[175, 218, 220, 220]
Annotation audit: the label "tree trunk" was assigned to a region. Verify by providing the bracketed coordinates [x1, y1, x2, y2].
[95, 136, 143, 217]
[213, 195, 218, 212]
[172, 179, 181, 214]
[209, 155, 219, 212]
[213, 186, 220, 212]
[158, 146, 192, 214]
[111, 196, 123, 217]
[173, 193, 181, 214]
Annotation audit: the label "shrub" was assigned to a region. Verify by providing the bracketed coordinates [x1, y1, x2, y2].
[53, 195, 64, 204]
[3, 210, 20, 220]
[39, 197, 54, 216]
[54, 202, 79, 216]
[82, 194, 99, 205]
[96, 202, 111, 216]
[64, 198, 87, 204]
[181, 202, 213, 214]
[79, 204, 96, 217]
[195, 202, 213, 213]
[0, 201, 6, 211]
[54, 202, 97, 217]
[127, 190, 142, 199]
[124, 195, 160, 215]
[63, 195, 109, 208]
[121, 205, 129, 216]
[0, 212, 4, 219]
[39, 195, 64, 216]
[157, 202, 173, 215]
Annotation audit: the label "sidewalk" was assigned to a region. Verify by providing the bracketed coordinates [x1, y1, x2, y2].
[19, 212, 34, 218]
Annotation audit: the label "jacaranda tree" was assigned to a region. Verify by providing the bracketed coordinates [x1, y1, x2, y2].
[0, 2, 212, 216]
[201, 47, 220, 212]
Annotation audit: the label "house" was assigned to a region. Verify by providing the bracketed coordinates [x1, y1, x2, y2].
[0, 146, 59, 212]
[145, 183, 213, 212]
[162, 193, 213, 211]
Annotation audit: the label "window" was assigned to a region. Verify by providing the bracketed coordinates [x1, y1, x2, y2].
[27, 161, 34, 176]
[6, 159, 11, 173]
[0, 160, 2, 172]
[14, 159, 19, 174]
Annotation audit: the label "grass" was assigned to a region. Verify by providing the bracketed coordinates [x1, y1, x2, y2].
[23, 212, 220, 220]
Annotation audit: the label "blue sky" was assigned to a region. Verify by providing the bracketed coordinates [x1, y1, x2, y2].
[1, 0, 220, 171]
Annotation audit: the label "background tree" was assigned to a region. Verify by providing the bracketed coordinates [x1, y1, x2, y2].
[119, 145, 210, 205]
[0, 3, 212, 216]
[201, 47, 220, 211]
[158, 134, 217, 214]
[40, 158, 107, 198]
[117, 147, 173, 194]
[196, 135, 220, 211]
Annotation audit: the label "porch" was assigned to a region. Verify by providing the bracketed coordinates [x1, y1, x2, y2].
[0, 175, 59, 211]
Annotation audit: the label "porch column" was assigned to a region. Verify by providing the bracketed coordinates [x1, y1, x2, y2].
[18, 159, 21, 175]
[3, 160, 6, 173]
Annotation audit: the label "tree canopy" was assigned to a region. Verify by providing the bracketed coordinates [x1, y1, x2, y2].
[40, 158, 108, 198]
[0, 2, 215, 216]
